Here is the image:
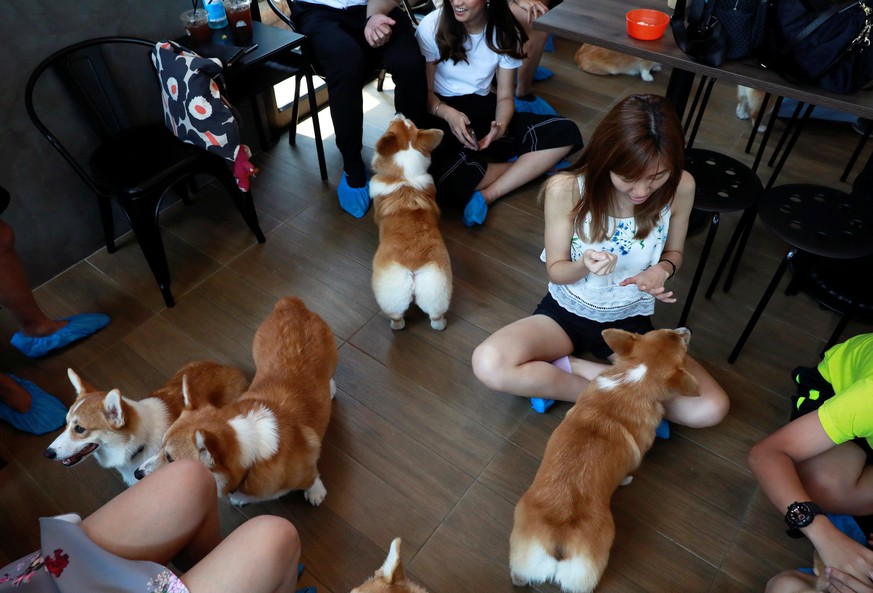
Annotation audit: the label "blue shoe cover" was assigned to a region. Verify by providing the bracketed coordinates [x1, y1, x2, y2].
[513, 95, 557, 116]
[0, 375, 67, 435]
[337, 173, 371, 218]
[296, 588, 316, 593]
[11, 313, 111, 358]
[531, 397, 555, 414]
[544, 35, 555, 52]
[533, 66, 554, 81]
[298, 564, 304, 578]
[463, 191, 488, 227]
[655, 419, 670, 439]
[547, 158, 572, 176]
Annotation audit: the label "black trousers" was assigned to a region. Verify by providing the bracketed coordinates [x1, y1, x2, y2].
[292, 1, 427, 185]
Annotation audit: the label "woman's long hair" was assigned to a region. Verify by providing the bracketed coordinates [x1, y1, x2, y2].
[434, 1, 527, 64]
[562, 94, 685, 242]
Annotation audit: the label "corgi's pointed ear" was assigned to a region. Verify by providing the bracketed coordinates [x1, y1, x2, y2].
[417, 128, 444, 153]
[195, 430, 216, 469]
[668, 368, 700, 398]
[103, 389, 125, 427]
[376, 130, 398, 156]
[182, 374, 197, 410]
[602, 328, 636, 357]
[378, 538, 404, 583]
[68, 368, 99, 398]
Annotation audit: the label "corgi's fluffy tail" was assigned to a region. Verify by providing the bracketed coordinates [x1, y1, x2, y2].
[509, 501, 613, 593]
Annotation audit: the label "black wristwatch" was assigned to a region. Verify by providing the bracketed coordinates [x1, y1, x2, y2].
[784, 501, 822, 536]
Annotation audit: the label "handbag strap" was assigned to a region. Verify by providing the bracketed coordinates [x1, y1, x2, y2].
[779, 0, 864, 55]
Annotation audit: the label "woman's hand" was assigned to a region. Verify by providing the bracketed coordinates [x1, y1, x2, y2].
[442, 106, 478, 150]
[582, 249, 617, 276]
[513, 0, 549, 22]
[477, 121, 505, 150]
[620, 265, 675, 302]
[826, 567, 873, 593]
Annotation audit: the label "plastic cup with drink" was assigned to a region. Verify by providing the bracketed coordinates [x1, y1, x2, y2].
[181, 8, 212, 43]
[225, 0, 254, 44]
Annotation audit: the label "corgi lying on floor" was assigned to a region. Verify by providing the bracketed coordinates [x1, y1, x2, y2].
[44, 362, 247, 486]
[351, 538, 428, 593]
[136, 296, 338, 507]
[510, 328, 700, 593]
[370, 114, 451, 331]
[574, 44, 662, 82]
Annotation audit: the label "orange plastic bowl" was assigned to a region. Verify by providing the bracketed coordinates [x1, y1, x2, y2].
[626, 9, 670, 40]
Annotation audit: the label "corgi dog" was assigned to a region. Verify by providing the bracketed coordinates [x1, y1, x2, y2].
[574, 44, 662, 82]
[509, 328, 700, 593]
[44, 361, 247, 486]
[351, 538, 428, 593]
[136, 296, 338, 507]
[736, 85, 771, 131]
[370, 114, 451, 331]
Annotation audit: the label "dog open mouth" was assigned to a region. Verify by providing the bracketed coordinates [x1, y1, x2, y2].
[61, 443, 99, 466]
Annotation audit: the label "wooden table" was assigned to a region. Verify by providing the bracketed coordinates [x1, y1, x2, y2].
[534, 0, 873, 120]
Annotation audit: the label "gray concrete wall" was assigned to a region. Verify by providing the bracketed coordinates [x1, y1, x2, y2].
[1, 1, 189, 285]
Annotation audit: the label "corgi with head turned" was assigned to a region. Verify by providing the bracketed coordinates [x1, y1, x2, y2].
[509, 328, 700, 593]
[370, 114, 451, 331]
[351, 538, 428, 593]
[136, 296, 337, 507]
[44, 361, 247, 486]
[574, 44, 662, 82]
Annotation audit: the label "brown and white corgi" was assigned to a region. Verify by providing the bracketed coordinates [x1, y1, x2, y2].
[370, 114, 451, 331]
[136, 296, 338, 507]
[351, 538, 428, 593]
[44, 361, 247, 486]
[509, 328, 700, 593]
[736, 85, 771, 131]
[574, 44, 662, 82]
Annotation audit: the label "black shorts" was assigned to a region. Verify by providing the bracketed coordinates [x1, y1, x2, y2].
[533, 292, 655, 360]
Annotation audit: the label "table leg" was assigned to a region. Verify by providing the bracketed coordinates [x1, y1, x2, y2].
[665, 68, 695, 119]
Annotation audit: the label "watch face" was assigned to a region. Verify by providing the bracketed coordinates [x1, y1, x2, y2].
[786, 502, 820, 529]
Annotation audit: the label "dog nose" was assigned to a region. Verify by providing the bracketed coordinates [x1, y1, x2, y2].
[44, 448, 56, 459]
[134, 468, 146, 480]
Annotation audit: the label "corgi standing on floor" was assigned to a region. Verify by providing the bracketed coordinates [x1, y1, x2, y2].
[136, 296, 338, 507]
[351, 538, 428, 593]
[370, 115, 452, 331]
[574, 44, 662, 82]
[44, 361, 248, 486]
[509, 328, 700, 593]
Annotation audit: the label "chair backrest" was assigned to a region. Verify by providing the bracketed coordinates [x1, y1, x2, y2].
[25, 37, 160, 193]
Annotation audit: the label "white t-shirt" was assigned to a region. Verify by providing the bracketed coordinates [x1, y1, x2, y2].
[541, 176, 672, 322]
[302, 0, 366, 10]
[415, 8, 522, 97]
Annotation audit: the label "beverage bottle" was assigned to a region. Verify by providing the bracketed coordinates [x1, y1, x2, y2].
[204, 0, 229, 28]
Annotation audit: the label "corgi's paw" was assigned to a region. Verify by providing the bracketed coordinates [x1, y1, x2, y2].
[652, 62, 663, 72]
[390, 317, 405, 331]
[330, 378, 336, 399]
[620, 475, 634, 486]
[430, 316, 447, 331]
[736, 102, 750, 120]
[228, 493, 250, 507]
[305, 475, 327, 506]
[511, 573, 530, 587]
[641, 70, 654, 82]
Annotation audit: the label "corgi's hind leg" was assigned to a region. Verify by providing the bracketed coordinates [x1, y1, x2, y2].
[304, 474, 327, 506]
[412, 263, 452, 331]
[509, 531, 558, 587]
[373, 262, 413, 331]
[329, 378, 336, 399]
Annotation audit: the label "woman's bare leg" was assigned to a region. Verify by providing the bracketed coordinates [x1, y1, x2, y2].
[472, 314, 586, 401]
[764, 570, 818, 593]
[479, 146, 572, 204]
[182, 515, 300, 593]
[660, 354, 729, 428]
[511, 1, 550, 98]
[80, 459, 220, 570]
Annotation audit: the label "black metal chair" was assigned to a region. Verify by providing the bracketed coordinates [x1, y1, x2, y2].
[25, 37, 266, 308]
[677, 77, 764, 327]
[729, 185, 873, 362]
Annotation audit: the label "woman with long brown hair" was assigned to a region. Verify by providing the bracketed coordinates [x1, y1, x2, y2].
[472, 94, 728, 429]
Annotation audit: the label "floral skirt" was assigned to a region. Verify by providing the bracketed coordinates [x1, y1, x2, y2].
[0, 515, 188, 593]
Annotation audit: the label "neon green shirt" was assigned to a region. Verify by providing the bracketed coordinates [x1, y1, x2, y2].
[817, 333, 873, 446]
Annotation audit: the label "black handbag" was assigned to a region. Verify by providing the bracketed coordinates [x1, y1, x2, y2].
[672, 0, 769, 65]
[761, 0, 873, 94]
[715, 0, 771, 59]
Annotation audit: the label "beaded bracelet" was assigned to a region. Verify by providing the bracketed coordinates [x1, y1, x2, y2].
[658, 258, 676, 280]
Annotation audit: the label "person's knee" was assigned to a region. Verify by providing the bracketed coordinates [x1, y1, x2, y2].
[0, 221, 16, 256]
[472, 341, 511, 391]
[700, 384, 730, 426]
[168, 459, 216, 503]
[246, 516, 301, 564]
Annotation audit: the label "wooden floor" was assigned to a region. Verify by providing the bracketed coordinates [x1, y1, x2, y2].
[1, 40, 870, 593]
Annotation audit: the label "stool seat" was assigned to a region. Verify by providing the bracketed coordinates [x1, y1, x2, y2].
[759, 184, 872, 259]
[686, 149, 762, 213]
